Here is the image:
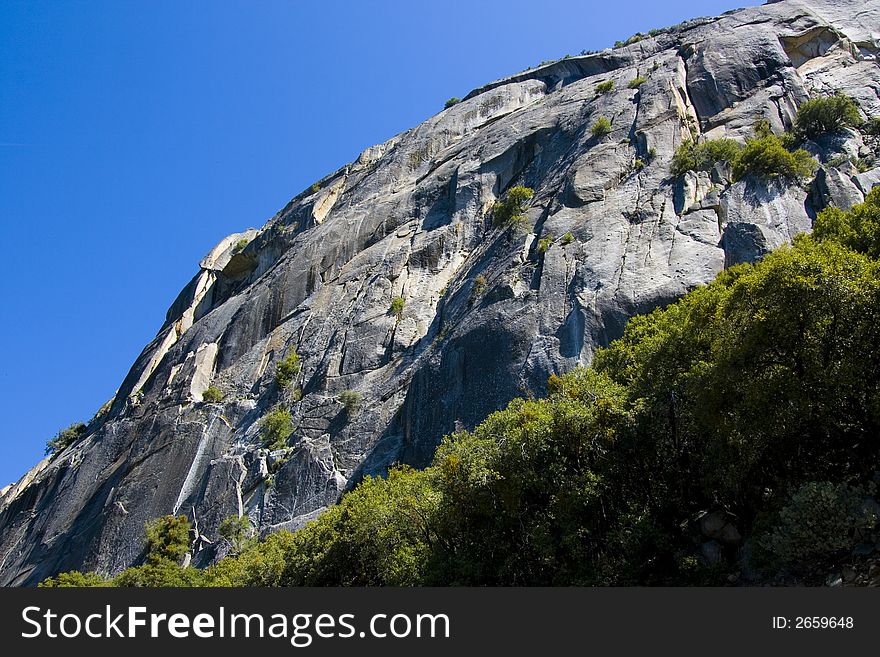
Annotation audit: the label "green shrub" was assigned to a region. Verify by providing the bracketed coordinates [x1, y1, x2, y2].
[628, 76, 647, 89]
[670, 138, 741, 176]
[491, 186, 534, 228]
[537, 235, 553, 254]
[864, 116, 880, 136]
[591, 116, 612, 137]
[614, 33, 645, 48]
[112, 561, 208, 587]
[45, 422, 87, 455]
[794, 94, 863, 140]
[338, 390, 363, 416]
[310, 182, 321, 194]
[633, 158, 645, 171]
[263, 407, 293, 449]
[202, 386, 224, 403]
[813, 186, 880, 258]
[546, 373, 564, 394]
[852, 157, 872, 173]
[758, 482, 877, 570]
[145, 515, 191, 565]
[231, 238, 249, 255]
[472, 274, 487, 297]
[731, 134, 815, 182]
[444, 97, 461, 109]
[219, 515, 254, 555]
[561, 232, 575, 245]
[390, 296, 405, 321]
[40, 571, 109, 588]
[275, 349, 301, 387]
[595, 79, 614, 94]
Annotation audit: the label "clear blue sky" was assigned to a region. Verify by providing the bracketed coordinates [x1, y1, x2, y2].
[0, 0, 745, 486]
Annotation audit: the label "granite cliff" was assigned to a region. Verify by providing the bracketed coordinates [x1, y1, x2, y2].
[2, 0, 879, 585]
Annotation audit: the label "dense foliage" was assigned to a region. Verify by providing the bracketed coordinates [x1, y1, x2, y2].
[730, 134, 815, 182]
[670, 138, 741, 176]
[794, 94, 863, 141]
[44, 191, 880, 587]
[670, 93, 861, 180]
[671, 132, 813, 182]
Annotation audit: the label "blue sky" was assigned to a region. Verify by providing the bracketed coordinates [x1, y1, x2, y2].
[0, 0, 744, 486]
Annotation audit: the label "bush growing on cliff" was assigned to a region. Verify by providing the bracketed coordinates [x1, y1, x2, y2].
[389, 296, 405, 321]
[202, 386, 224, 403]
[491, 186, 534, 229]
[595, 79, 615, 94]
[219, 515, 254, 555]
[263, 407, 293, 449]
[627, 76, 647, 89]
[338, 390, 363, 416]
[670, 138, 741, 176]
[794, 93, 863, 141]
[591, 116, 612, 137]
[444, 97, 461, 109]
[145, 515, 191, 565]
[275, 349, 301, 387]
[45, 423, 87, 455]
[731, 134, 815, 182]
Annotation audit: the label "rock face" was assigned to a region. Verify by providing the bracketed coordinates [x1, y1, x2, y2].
[2, 0, 880, 585]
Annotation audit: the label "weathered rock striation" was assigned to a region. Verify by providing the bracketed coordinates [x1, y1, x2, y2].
[2, 0, 879, 585]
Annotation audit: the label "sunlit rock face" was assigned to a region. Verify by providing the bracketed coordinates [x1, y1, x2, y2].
[2, 0, 879, 585]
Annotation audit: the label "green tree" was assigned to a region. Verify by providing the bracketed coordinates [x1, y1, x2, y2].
[40, 571, 109, 588]
[812, 186, 880, 259]
[144, 515, 191, 565]
[219, 515, 254, 555]
[338, 390, 363, 416]
[45, 423, 87, 455]
[758, 482, 877, 571]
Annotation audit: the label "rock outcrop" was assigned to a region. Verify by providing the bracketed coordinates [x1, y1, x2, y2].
[2, 0, 879, 585]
